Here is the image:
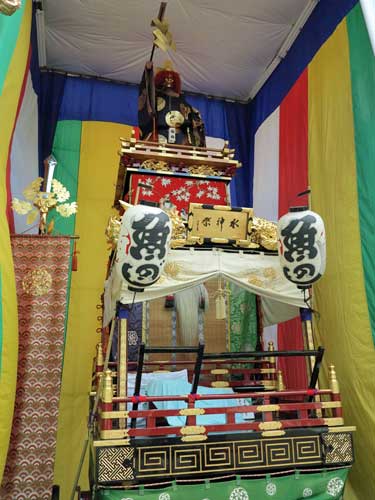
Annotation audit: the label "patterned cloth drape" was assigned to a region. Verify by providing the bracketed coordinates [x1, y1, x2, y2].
[0, 236, 71, 500]
[228, 283, 258, 352]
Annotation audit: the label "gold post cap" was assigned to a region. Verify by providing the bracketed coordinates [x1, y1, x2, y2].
[329, 364, 340, 394]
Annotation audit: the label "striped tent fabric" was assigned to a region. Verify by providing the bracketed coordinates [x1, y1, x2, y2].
[0, 0, 33, 481]
[2, 1, 375, 499]
[252, 2, 375, 498]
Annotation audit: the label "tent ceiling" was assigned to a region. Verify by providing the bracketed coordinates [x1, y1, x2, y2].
[43, 0, 313, 101]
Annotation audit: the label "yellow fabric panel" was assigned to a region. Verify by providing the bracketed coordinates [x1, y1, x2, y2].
[308, 20, 375, 500]
[53, 121, 134, 499]
[0, 0, 31, 481]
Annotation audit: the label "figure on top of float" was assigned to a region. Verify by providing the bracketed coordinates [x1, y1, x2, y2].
[138, 60, 206, 147]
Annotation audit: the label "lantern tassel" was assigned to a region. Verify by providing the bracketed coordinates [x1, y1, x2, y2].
[215, 290, 226, 320]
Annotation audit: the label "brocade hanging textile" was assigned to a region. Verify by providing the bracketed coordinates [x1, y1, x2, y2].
[228, 283, 258, 352]
[0, 236, 71, 500]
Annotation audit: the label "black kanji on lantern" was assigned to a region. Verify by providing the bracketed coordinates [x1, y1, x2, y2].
[122, 262, 160, 286]
[284, 263, 316, 283]
[280, 214, 318, 263]
[202, 217, 211, 227]
[130, 212, 171, 261]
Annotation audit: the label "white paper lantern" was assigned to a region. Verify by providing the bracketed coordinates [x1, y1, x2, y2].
[277, 207, 326, 288]
[116, 205, 172, 292]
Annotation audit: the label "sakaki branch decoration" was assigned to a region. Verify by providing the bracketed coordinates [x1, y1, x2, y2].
[12, 177, 78, 234]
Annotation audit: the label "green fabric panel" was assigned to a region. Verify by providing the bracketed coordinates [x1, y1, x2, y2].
[347, 5, 375, 345]
[96, 468, 349, 499]
[0, 1, 26, 95]
[50, 120, 82, 235]
[229, 283, 257, 352]
[0, 270, 2, 374]
[50, 120, 82, 347]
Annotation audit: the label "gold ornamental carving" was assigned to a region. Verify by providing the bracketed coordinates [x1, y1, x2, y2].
[250, 217, 278, 251]
[141, 159, 169, 171]
[165, 209, 187, 247]
[139, 159, 226, 178]
[22, 268, 53, 297]
[188, 164, 219, 177]
[105, 216, 121, 249]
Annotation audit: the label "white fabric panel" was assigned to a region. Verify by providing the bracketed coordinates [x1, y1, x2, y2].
[261, 296, 298, 327]
[10, 73, 39, 234]
[43, 0, 311, 100]
[205, 136, 225, 150]
[252, 107, 280, 222]
[103, 248, 306, 326]
[262, 325, 278, 350]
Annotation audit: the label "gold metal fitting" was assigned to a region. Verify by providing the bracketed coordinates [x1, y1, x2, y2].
[181, 435, 208, 442]
[261, 430, 286, 437]
[329, 364, 340, 394]
[277, 370, 285, 391]
[211, 381, 230, 388]
[259, 421, 282, 431]
[179, 408, 206, 416]
[268, 341, 276, 364]
[211, 369, 229, 375]
[180, 425, 206, 435]
[96, 343, 104, 367]
[102, 370, 114, 403]
[256, 404, 280, 412]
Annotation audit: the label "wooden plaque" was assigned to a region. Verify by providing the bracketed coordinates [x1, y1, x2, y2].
[187, 203, 253, 247]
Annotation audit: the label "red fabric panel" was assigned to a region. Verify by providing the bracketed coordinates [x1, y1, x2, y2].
[129, 174, 228, 215]
[6, 47, 31, 233]
[278, 70, 308, 389]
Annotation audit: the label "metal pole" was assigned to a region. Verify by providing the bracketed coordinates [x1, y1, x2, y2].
[70, 316, 117, 500]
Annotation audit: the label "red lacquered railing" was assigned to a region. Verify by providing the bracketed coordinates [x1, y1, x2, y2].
[96, 367, 344, 441]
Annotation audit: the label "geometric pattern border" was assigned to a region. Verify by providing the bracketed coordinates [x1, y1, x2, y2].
[135, 436, 322, 478]
[97, 447, 134, 483]
[96, 432, 354, 484]
[321, 432, 354, 465]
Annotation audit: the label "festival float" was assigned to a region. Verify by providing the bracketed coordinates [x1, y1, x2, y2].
[63, 5, 356, 499]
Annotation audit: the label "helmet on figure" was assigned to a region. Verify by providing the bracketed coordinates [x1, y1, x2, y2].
[155, 60, 181, 94]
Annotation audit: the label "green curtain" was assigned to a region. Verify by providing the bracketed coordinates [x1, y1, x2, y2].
[48, 120, 82, 348]
[347, 5, 375, 345]
[96, 467, 349, 499]
[0, 1, 26, 95]
[228, 283, 258, 352]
